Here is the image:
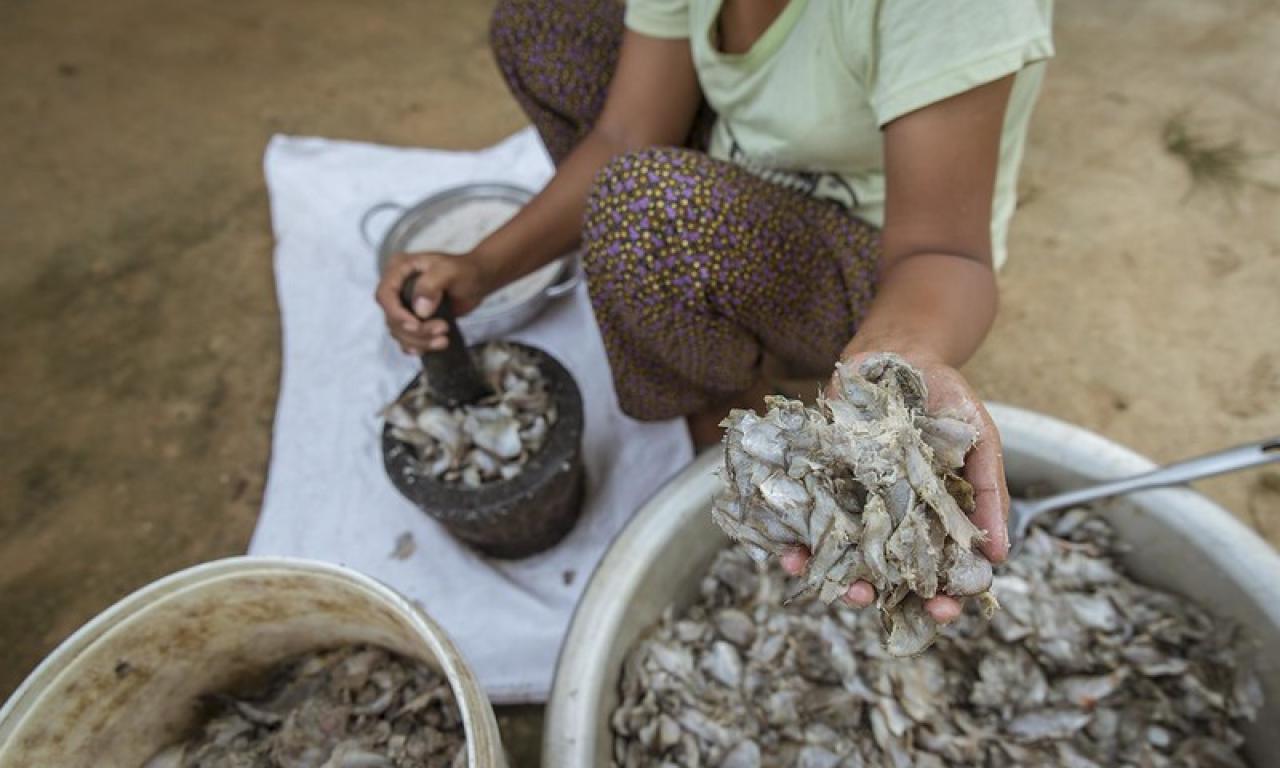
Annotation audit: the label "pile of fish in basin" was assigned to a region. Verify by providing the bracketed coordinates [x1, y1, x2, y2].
[544, 356, 1280, 768]
[0, 558, 508, 768]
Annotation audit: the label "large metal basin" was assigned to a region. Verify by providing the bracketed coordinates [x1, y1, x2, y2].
[544, 404, 1280, 767]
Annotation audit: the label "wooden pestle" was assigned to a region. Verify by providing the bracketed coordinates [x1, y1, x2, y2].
[399, 271, 493, 407]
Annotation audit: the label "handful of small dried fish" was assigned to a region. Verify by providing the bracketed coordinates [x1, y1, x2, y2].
[713, 353, 993, 656]
[612, 511, 1264, 768]
[144, 645, 466, 768]
[385, 342, 556, 488]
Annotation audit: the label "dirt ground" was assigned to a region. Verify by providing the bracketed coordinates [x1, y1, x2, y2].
[1, 0, 1277, 763]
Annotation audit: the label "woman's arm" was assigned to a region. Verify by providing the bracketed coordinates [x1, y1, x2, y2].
[790, 76, 1017, 622]
[472, 32, 704, 290]
[847, 75, 1013, 366]
[845, 77, 1015, 569]
[377, 31, 703, 352]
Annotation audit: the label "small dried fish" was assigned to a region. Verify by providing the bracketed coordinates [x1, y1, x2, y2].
[611, 510, 1263, 767]
[390, 531, 416, 561]
[713, 353, 989, 655]
[145, 645, 466, 768]
[384, 341, 555, 488]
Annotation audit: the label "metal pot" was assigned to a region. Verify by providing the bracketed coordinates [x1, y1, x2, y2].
[360, 183, 580, 341]
[543, 404, 1280, 767]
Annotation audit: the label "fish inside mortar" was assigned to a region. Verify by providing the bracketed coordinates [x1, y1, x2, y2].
[143, 645, 467, 768]
[713, 353, 996, 656]
[611, 509, 1264, 767]
[384, 341, 556, 488]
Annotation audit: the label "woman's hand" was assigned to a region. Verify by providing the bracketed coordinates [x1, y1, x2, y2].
[374, 251, 493, 355]
[369, 31, 702, 358]
[779, 72, 1017, 624]
[782, 350, 1010, 624]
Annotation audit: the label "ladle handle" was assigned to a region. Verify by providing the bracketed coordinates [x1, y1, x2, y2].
[1023, 436, 1280, 517]
[399, 272, 492, 407]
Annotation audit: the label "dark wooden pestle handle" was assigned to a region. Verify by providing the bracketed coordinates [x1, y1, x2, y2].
[399, 271, 493, 407]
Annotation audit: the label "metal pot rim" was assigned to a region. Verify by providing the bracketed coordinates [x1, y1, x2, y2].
[370, 182, 534, 266]
[361, 183, 579, 337]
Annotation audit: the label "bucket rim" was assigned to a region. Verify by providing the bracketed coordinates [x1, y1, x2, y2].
[0, 555, 505, 767]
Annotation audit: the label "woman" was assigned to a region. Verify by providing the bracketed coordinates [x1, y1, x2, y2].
[376, 0, 1053, 621]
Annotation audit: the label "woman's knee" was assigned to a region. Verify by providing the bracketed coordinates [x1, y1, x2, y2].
[584, 148, 693, 286]
[582, 147, 723, 317]
[588, 146, 706, 200]
[584, 148, 708, 241]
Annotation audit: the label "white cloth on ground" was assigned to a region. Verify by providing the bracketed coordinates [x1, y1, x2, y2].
[252, 127, 695, 703]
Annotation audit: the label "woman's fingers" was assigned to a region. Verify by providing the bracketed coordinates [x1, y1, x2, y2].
[407, 267, 448, 320]
[404, 261, 450, 320]
[379, 253, 459, 355]
[780, 545, 968, 621]
[780, 546, 808, 576]
[388, 316, 447, 341]
[779, 549, 878, 609]
[387, 316, 450, 355]
[376, 253, 454, 324]
[925, 595, 963, 623]
[841, 581, 875, 608]
[965, 407, 1011, 563]
[375, 258, 423, 327]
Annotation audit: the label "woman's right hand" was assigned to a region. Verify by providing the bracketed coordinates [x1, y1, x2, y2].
[374, 251, 493, 355]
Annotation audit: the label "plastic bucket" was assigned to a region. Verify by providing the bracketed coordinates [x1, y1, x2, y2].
[0, 557, 506, 767]
[543, 404, 1280, 767]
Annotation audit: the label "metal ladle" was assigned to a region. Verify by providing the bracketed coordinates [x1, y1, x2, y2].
[1008, 436, 1280, 552]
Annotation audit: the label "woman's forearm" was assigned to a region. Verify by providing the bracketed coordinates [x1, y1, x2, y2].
[852, 74, 1012, 367]
[469, 129, 625, 291]
[842, 253, 998, 367]
[468, 32, 701, 295]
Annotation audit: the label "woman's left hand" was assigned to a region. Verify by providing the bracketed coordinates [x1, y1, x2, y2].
[781, 350, 1010, 624]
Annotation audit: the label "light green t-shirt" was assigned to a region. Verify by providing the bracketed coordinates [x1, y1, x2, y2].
[625, 0, 1054, 268]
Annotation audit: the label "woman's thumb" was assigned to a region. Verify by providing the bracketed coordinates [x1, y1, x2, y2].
[406, 264, 452, 319]
[411, 295, 434, 319]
